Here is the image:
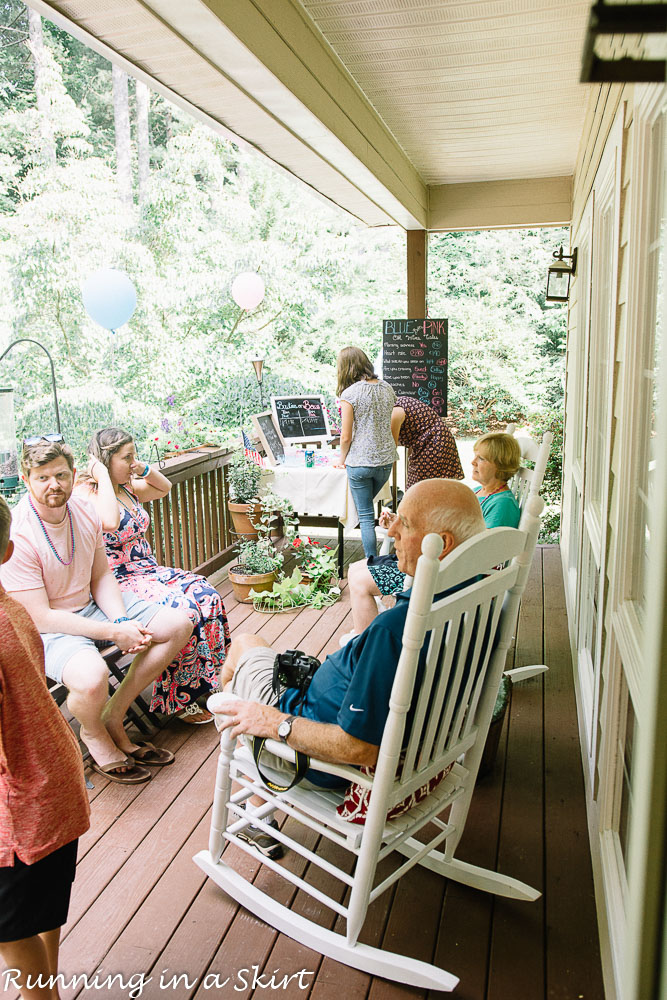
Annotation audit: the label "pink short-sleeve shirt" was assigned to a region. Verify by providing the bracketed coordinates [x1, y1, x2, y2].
[0, 495, 104, 611]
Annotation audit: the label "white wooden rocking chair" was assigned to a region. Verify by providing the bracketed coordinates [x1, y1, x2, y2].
[502, 424, 553, 683]
[194, 511, 543, 992]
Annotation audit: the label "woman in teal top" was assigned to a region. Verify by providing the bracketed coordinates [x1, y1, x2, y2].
[471, 432, 521, 528]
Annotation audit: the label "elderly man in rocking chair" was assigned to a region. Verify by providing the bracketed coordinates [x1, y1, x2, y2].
[213, 478, 486, 859]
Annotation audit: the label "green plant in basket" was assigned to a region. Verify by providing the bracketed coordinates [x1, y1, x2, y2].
[250, 568, 340, 613]
[291, 536, 338, 587]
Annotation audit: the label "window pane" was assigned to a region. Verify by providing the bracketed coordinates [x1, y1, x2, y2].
[632, 110, 666, 619]
[618, 695, 636, 868]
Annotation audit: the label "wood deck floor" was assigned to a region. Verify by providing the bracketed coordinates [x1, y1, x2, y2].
[7, 543, 605, 1000]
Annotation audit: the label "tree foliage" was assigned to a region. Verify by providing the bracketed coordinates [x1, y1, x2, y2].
[0, 3, 565, 540]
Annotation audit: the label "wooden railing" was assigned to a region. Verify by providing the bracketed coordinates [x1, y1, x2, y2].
[143, 446, 237, 578]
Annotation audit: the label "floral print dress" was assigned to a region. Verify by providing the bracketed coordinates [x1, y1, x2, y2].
[104, 491, 230, 714]
[396, 396, 464, 488]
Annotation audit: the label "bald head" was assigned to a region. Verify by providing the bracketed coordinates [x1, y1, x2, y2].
[388, 478, 485, 575]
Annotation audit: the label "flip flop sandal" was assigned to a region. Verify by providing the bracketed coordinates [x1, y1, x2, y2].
[89, 757, 152, 784]
[130, 741, 175, 766]
[176, 704, 214, 725]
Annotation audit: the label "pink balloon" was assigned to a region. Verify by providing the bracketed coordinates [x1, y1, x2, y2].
[231, 272, 265, 310]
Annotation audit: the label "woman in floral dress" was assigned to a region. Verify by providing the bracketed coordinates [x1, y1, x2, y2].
[75, 428, 230, 722]
[391, 396, 463, 488]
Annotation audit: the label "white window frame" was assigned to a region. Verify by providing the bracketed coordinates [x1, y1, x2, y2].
[611, 84, 667, 704]
[562, 195, 593, 620]
[576, 107, 623, 780]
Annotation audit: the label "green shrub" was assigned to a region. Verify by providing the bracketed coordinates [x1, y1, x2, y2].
[16, 388, 158, 467]
[524, 405, 564, 544]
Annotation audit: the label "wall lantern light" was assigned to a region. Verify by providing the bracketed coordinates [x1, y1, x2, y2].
[546, 246, 578, 302]
[581, 1, 666, 83]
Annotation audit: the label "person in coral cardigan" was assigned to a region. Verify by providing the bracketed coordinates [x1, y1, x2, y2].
[0, 495, 90, 997]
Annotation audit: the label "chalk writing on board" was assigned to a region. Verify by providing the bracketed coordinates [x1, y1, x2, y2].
[271, 396, 331, 442]
[382, 318, 448, 415]
[250, 411, 285, 465]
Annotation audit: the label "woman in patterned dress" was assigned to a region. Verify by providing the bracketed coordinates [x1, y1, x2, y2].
[391, 396, 463, 488]
[75, 428, 230, 722]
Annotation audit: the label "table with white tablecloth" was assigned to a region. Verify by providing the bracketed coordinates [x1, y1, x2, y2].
[262, 456, 392, 576]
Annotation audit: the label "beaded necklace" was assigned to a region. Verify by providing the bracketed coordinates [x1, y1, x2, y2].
[28, 497, 75, 566]
[477, 483, 509, 500]
[117, 485, 144, 518]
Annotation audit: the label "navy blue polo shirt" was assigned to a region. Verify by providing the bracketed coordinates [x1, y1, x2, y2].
[279, 587, 432, 787]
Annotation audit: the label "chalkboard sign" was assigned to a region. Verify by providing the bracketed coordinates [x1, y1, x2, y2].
[250, 411, 285, 466]
[271, 395, 331, 444]
[382, 318, 448, 416]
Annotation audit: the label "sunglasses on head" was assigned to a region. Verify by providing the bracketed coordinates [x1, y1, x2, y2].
[23, 433, 65, 447]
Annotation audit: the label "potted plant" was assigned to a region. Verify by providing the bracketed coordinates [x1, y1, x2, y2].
[152, 414, 221, 459]
[227, 492, 298, 603]
[228, 535, 284, 603]
[227, 454, 263, 539]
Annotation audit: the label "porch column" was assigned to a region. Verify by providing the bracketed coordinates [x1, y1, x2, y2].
[407, 229, 427, 318]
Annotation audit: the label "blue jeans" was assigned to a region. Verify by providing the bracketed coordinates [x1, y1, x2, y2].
[346, 463, 393, 558]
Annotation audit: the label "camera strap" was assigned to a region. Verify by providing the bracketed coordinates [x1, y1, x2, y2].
[252, 649, 321, 792]
[251, 737, 310, 793]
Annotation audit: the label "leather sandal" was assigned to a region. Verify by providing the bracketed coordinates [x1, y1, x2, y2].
[176, 703, 214, 724]
[89, 756, 152, 784]
[130, 741, 175, 766]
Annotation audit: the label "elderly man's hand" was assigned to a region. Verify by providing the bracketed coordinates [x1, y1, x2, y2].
[211, 698, 283, 740]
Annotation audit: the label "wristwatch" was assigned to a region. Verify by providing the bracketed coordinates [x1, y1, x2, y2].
[277, 715, 297, 743]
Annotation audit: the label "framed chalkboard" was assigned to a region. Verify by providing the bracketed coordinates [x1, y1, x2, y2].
[271, 395, 331, 444]
[250, 411, 285, 466]
[382, 318, 448, 416]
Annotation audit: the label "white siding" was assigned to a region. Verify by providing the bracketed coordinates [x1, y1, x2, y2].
[562, 81, 667, 1000]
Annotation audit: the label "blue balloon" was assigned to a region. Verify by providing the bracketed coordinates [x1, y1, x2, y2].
[81, 268, 137, 330]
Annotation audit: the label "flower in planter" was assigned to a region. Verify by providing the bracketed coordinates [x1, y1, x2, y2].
[151, 414, 221, 454]
[291, 536, 337, 584]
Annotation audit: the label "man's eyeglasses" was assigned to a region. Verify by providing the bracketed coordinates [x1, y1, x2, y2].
[23, 433, 65, 447]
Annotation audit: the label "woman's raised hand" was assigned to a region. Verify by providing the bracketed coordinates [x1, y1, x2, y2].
[88, 457, 108, 482]
[130, 457, 148, 477]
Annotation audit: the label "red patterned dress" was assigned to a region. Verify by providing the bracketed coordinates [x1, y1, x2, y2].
[396, 396, 464, 488]
[103, 492, 230, 714]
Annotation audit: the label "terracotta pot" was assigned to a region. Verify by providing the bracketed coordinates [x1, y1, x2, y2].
[227, 501, 262, 540]
[228, 566, 276, 604]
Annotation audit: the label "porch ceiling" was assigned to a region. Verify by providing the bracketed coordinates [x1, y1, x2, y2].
[30, 0, 591, 229]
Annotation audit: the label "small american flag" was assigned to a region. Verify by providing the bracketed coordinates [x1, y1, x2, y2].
[242, 429, 266, 467]
[244, 447, 265, 466]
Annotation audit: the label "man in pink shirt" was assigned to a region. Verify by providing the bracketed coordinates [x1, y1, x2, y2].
[1, 438, 193, 784]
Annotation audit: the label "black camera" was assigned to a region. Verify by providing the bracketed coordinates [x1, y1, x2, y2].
[272, 649, 321, 704]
